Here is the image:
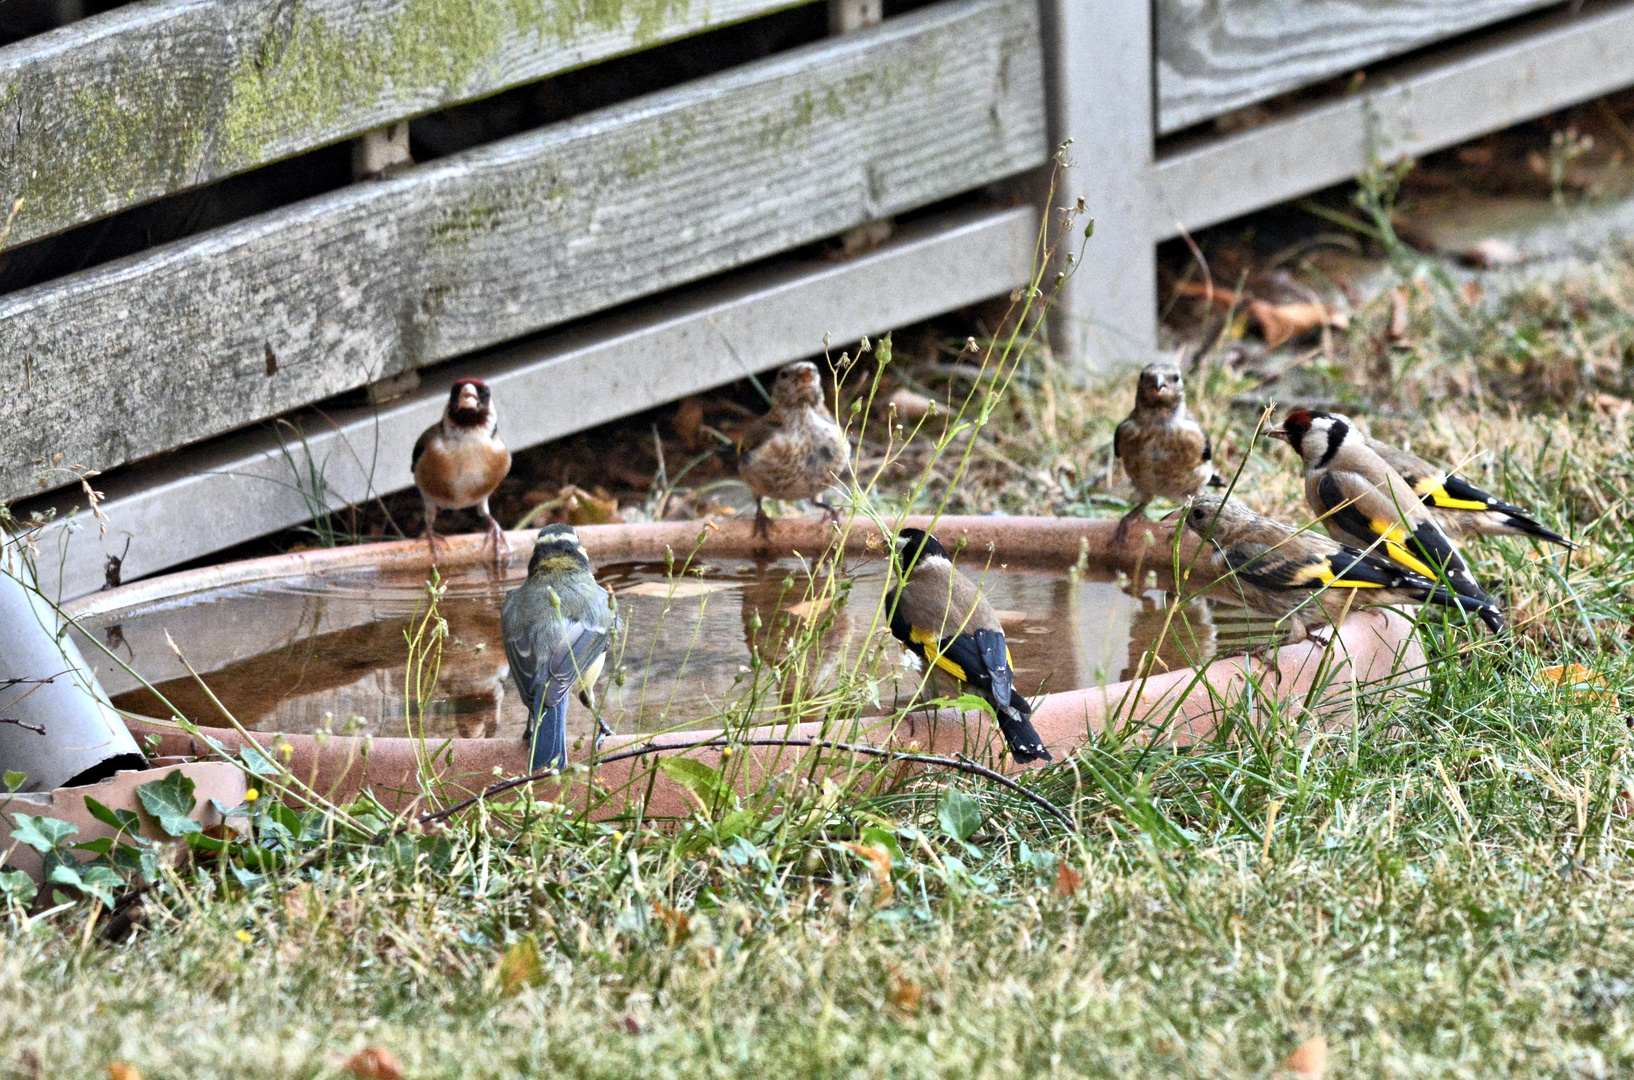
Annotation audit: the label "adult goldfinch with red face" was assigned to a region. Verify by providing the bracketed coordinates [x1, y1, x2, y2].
[1180, 494, 1503, 643]
[885, 528, 1051, 765]
[1365, 438, 1575, 549]
[412, 379, 512, 562]
[1266, 410, 1502, 630]
[1114, 363, 1222, 526]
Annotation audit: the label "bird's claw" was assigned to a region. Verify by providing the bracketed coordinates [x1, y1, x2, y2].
[484, 516, 509, 568]
[423, 527, 449, 564]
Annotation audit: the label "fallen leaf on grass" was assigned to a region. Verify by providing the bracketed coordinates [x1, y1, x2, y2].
[1280, 1036, 1327, 1078]
[1247, 300, 1346, 349]
[1537, 664, 1617, 703]
[496, 937, 544, 997]
[107, 1065, 142, 1080]
[344, 1047, 404, 1080]
[887, 971, 923, 1016]
[1054, 863, 1083, 897]
[652, 901, 692, 943]
[841, 842, 894, 908]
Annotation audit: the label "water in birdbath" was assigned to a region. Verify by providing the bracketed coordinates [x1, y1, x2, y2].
[73, 553, 1281, 747]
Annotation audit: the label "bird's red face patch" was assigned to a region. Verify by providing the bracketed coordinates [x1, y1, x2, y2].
[447, 379, 493, 428]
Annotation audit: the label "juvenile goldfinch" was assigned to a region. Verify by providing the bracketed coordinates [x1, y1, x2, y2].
[1181, 495, 1503, 643]
[1266, 409, 1502, 627]
[1366, 438, 1575, 549]
[737, 362, 851, 538]
[1114, 362, 1221, 525]
[501, 525, 616, 771]
[885, 528, 1051, 765]
[412, 379, 512, 561]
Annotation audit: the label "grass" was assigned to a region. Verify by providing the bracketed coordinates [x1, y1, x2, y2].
[6, 170, 1634, 1078]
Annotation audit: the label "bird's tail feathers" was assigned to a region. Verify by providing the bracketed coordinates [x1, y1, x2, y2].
[992, 695, 1052, 765]
[528, 697, 570, 772]
[1499, 513, 1576, 550]
[1419, 583, 1506, 636]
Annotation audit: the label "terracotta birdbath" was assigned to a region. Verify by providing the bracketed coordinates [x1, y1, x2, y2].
[66, 516, 1420, 820]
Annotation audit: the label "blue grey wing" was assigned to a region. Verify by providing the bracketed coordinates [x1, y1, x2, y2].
[503, 621, 547, 717]
[544, 621, 609, 708]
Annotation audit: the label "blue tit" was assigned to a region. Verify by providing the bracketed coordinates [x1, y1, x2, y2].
[501, 524, 616, 771]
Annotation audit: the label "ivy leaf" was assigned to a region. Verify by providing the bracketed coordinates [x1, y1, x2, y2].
[938, 790, 983, 843]
[48, 862, 120, 907]
[3, 771, 26, 792]
[239, 745, 279, 778]
[135, 771, 200, 837]
[0, 869, 36, 906]
[9, 813, 78, 853]
[84, 796, 141, 836]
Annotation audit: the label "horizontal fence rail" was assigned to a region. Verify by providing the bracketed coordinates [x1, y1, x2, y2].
[0, 0, 1047, 506]
[30, 206, 1041, 601]
[1154, 0, 1634, 238]
[0, 0, 809, 250]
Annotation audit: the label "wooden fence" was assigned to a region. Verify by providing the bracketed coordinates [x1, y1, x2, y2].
[6, 0, 1634, 600]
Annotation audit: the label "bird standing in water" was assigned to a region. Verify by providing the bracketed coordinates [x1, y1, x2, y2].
[1365, 437, 1575, 549]
[1114, 362, 1221, 529]
[1266, 409, 1503, 630]
[501, 525, 616, 771]
[737, 362, 851, 538]
[413, 379, 511, 563]
[885, 528, 1051, 765]
[1180, 494, 1503, 643]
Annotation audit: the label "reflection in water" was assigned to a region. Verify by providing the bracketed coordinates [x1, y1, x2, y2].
[75, 555, 1283, 745]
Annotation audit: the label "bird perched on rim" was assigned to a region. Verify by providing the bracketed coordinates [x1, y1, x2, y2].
[413, 379, 511, 562]
[1114, 361, 1222, 528]
[1364, 437, 1575, 549]
[885, 528, 1051, 765]
[1266, 409, 1503, 629]
[736, 361, 851, 539]
[1180, 495, 1504, 643]
[501, 524, 617, 771]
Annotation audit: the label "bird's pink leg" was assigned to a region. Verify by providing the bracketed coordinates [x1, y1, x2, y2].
[752, 499, 772, 541]
[478, 496, 508, 568]
[421, 504, 448, 564]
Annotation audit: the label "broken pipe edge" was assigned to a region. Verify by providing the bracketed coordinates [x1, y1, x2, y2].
[98, 516, 1423, 822]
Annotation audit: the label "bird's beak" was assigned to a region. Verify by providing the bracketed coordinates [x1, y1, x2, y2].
[1263, 426, 1290, 444]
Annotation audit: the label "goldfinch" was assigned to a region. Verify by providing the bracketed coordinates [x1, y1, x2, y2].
[1181, 495, 1503, 643]
[885, 528, 1051, 764]
[737, 362, 851, 538]
[1113, 362, 1221, 524]
[501, 525, 616, 771]
[412, 379, 512, 561]
[1266, 409, 1502, 628]
[1366, 438, 1575, 549]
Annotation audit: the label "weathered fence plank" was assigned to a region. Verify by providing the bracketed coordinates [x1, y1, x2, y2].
[0, 0, 806, 250]
[29, 206, 1039, 601]
[1154, 0, 1634, 237]
[1156, 0, 1557, 135]
[0, 0, 1045, 504]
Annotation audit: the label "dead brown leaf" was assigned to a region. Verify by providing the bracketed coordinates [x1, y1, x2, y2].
[842, 842, 894, 907]
[1171, 280, 1243, 309]
[1388, 286, 1410, 342]
[672, 398, 707, 448]
[1054, 862, 1083, 897]
[1281, 1036, 1327, 1078]
[652, 901, 692, 943]
[886, 388, 937, 422]
[562, 484, 622, 526]
[1247, 300, 1343, 349]
[496, 937, 545, 997]
[887, 971, 923, 1016]
[107, 1065, 141, 1080]
[344, 1047, 404, 1080]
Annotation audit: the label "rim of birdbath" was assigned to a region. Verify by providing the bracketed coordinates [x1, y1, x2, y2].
[70, 515, 1422, 819]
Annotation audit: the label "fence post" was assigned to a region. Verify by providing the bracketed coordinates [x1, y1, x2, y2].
[1042, 0, 1158, 374]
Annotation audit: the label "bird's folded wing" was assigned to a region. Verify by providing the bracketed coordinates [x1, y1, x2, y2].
[544, 622, 610, 708]
[1429, 472, 1533, 517]
[410, 423, 437, 472]
[1315, 472, 1450, 582]
[735, 416, 775, 459]
[972, 628, 1014, 707]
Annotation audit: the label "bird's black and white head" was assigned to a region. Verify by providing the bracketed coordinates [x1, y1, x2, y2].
[528, 523, 592, 577]
[1267, 409, 1351, 468]
[1135, 363, 1185, 411]
[893, 527, 949, 574]
[771, 361, 824, 410]
[445, 379, 495, 430]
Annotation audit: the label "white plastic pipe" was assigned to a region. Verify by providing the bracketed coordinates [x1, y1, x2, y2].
[0, 537, 144, 791]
